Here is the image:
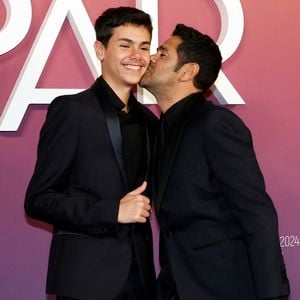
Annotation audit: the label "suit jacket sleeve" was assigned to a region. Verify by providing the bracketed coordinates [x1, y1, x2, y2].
[24, 96, 120, 236]
[204, 108, 289, 298]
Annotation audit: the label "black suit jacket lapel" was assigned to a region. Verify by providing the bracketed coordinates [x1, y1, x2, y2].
[155, 94, 208, 213]
[155, 120, 186, 213]
[92, 81, 128, 188]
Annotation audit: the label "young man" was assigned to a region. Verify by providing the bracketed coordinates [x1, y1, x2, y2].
[25, 7, 156, 300]
[140, 24, 290, 300]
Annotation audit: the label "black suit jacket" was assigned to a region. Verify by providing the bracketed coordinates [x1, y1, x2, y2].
[25, 78, 157, 300]
[154, 93, 290, 300]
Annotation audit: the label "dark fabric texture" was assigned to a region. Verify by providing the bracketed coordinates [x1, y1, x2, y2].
[153, 92, 290, 300]
[25, 77, 157, 300]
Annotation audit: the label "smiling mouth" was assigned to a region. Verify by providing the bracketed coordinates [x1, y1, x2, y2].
[124, 64, 143, 70]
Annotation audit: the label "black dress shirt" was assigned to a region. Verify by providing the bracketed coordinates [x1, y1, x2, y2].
[155, 92, 203, 191]
[99, 77, 147, 190]
[98, 78, 149, 276]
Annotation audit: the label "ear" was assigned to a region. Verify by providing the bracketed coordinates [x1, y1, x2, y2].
[180, 63, 200, 82]
[94, 41, 105, 61]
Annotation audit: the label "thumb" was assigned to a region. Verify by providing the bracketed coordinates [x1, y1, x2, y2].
[129, 181, 147, 195]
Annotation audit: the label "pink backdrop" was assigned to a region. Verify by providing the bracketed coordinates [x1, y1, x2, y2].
[1, 0, 299, 299]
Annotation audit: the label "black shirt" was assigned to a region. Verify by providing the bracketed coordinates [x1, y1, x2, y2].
[161, 92, 203, 139]
[99, 77, 147, 190]
[155, 93, 203, 188]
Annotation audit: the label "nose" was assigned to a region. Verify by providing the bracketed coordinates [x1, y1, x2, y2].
[129, 47, 143, 59]
[150, 53, 158, 63]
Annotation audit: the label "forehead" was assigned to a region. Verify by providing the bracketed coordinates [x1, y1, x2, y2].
[160, 36, 182, 51]
[111, 24, 151, 42]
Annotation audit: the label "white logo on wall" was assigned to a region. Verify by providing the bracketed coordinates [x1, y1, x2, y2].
[0, 0, 245, 131]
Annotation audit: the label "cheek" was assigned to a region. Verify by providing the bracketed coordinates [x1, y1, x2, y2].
[107, 46, 125, 60]
[142, 53, 151, 65]
[156, 65, 168, 78]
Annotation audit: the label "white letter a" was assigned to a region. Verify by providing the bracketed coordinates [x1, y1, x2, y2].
[0, 0, 99, 131]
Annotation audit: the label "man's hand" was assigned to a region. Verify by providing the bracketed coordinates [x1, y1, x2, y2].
[118, 181, 152, 223]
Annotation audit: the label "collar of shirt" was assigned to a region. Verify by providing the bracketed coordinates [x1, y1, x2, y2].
[97, 76, 142, 124]
[98, 76, 139, 118]
[161, 92, 204, 130]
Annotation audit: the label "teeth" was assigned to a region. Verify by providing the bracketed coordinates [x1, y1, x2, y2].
[125, 65, 142, 70]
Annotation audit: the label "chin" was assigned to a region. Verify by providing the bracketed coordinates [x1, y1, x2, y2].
[123, 80, 139, 87]
[127, 76, 144, 85]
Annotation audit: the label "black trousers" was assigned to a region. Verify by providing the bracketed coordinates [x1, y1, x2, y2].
[114, 259, 145, 300]
[57, 260, 145, 300]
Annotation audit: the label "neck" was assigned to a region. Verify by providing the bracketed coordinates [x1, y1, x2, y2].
[102, 75, 132, 108]
[156, 87, 200, 113]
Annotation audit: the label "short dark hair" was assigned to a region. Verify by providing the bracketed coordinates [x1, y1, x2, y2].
[95, 6, 153, 47]
[172, 24, 222, 92]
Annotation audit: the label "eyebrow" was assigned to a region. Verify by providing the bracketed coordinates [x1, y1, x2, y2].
[118, 38, 151, 46]
[157, 46, 168, 52]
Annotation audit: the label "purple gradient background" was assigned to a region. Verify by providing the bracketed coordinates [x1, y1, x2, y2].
[0, 0, 299, 299]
